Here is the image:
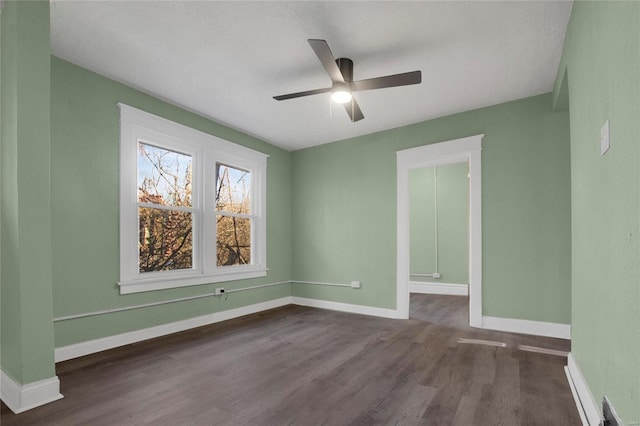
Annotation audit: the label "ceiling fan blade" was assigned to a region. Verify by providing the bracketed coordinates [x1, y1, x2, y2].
[343, 97, 364, 122]
[308, 39, 345, 83]
[350, 70, 422, 92]
[273, 87, 332, 101]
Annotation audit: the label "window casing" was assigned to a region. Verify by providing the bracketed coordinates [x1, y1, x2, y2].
[119, 104, 267, 294]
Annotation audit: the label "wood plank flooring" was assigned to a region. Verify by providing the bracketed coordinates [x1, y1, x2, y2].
[1, 295, 580, 425]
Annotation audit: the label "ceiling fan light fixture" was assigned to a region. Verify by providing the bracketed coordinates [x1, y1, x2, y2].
[273, 39, 421, 122]
[331, 87, 352, 104]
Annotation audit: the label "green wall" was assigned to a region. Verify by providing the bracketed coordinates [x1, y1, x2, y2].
[1, 1, 56, 384]
[409, 163, 469, 284]
[554, 1, 640, 422]
[50, 57, 293, 347]
[2, 3, 579, 398]
[8, 6, 639, 421]
[51, 60, 571, 348]
[292, 93, 571, 324]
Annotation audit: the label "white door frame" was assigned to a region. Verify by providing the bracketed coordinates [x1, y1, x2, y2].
[396, 134, 483, 326]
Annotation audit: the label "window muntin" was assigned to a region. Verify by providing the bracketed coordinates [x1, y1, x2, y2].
[119, 104, 267, 294]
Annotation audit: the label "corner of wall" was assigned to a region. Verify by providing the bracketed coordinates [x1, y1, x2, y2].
[0, 370, 63, 414]
[552, 66, 569, 112]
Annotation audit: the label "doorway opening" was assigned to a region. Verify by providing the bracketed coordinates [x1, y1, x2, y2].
[408, 163, 470, 326]
[396, 134, 483, 327]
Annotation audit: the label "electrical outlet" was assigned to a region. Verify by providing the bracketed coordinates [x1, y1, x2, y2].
[214, 287, 225, 296]
[350, 281, 361, 289]
[432, 273, 441, 279]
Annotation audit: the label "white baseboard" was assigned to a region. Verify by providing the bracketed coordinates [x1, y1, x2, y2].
[482, 315, 571, 340]
[565, 366, 589, 425]
[1, 370, 63, 414]
[409, 281, 468, 296]
[566, 353, 601, 425]
[55, 297, 294, 362]
[291, 296, 399, 319]
[55, 296, 400, 363]
[56, 296, 574, 364]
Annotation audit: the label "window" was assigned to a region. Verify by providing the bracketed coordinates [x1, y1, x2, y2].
[138, 143, 194, 272]
[215, 164, 252, 266]
[119, 104, 267, 294]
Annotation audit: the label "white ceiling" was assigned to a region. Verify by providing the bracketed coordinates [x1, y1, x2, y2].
[50, 1, 572, 151]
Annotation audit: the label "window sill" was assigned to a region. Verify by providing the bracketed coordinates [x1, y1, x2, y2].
[118, 268, 268, 294]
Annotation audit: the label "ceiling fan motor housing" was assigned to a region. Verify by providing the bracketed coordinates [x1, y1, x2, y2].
[336, 58, 354, 82]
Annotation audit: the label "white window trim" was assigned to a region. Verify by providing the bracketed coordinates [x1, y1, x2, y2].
[118, 104, 268, 294]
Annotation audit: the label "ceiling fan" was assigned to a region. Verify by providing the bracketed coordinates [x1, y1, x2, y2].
[273, 39, 422, 122]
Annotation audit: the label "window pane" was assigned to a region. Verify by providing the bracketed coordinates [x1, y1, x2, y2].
[217, 215, 251, 266]
[138, 142, 192, 207]
[139, 207, 193, 272]
[216, 163, 251, 214]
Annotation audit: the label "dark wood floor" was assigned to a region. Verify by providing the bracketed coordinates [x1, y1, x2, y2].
[1, 295, 580, 425]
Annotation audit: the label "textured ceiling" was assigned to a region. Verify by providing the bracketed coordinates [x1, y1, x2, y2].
[50, 1, 572, 151]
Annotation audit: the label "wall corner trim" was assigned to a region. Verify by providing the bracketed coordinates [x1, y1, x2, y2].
[481, 316, 571, 340]
[0, 370, 63, 414]
[565, 353, 602, 425]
